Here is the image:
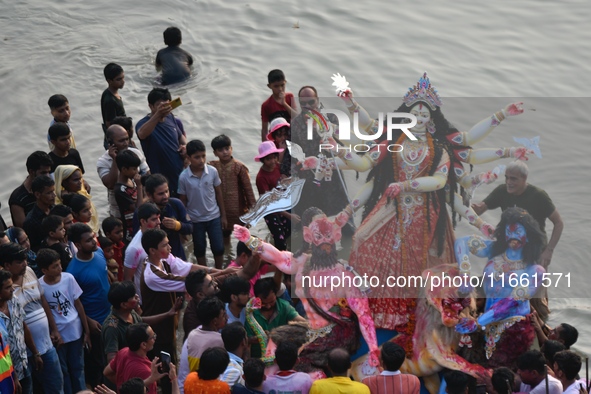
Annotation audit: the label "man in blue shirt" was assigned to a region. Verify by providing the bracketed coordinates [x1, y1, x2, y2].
[66, 223, 110, 388]
[136, 88, 187, 196]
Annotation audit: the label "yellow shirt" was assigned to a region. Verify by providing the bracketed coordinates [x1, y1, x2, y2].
[309, 376, 370, 394]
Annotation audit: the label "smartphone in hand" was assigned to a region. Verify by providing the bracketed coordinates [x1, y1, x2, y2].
[160, 351, 171, 373]
[170, 97, 182, 110]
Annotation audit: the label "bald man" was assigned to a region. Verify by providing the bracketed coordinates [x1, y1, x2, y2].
[97, 125, 150, 218]
[310, 348, 370, 394]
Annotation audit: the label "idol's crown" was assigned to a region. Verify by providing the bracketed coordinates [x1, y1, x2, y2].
[402, 72, 442, 110]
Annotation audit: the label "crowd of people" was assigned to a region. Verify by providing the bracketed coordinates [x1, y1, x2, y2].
[0, 25, 579, 394]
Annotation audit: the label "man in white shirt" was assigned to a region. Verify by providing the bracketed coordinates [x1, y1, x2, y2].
[124, 203, 162, 298]
[97, 125, 150, 218]
[518, 350, 563, 394]
[554, 350, 584, 394]
[140, 228, 204, 394]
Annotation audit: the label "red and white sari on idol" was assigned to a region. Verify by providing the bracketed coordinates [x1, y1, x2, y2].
[349, 134, 455, 331]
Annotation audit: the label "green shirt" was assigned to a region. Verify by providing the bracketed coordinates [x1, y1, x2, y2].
[102, 309, 142, 356]
[245, 298, 299, 357]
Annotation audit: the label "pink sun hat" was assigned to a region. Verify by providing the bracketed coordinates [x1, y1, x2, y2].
[266, 117, 290, 141]
[255, 141, 284, 162]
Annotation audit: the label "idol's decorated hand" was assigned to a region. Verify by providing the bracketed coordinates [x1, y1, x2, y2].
[338, 89, 354, 107]
[479, 221, 495, 239]
[481, 168, 501, 184]
[332, 73, 353, 100]
[233, 225, 251, 243]
[504, 102, 524, 117]
[512, 147, 533, 161]
[369, 348, 381, 367]
[455, 317, 478, 334]
[300, 156, 319, 171]
[385, 182, 402, 198]
[335, 210, 350, 228]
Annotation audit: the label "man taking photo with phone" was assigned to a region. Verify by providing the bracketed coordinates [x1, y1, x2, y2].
[136, 88, 187, 197]
[104, 322, 180, 394]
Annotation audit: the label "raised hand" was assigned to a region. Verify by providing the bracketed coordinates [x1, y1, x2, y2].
[334, 210, 351, 228]
[94, 385, 116, 394]
[504, 102, 524, 116]
[233, 225, 251, 243]
[155, 101, 172, 120]
[479, 221, 495, 239]
[481, 166, 503, 184]
[513, 147, 533, 161]
[300, 156, 319, 171]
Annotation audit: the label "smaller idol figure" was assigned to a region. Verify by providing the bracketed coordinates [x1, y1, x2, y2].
[455, 207, 546, 368]
[233, 207, 380, 371]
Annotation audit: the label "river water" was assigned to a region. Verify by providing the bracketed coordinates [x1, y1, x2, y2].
[1, 0, 590, 356]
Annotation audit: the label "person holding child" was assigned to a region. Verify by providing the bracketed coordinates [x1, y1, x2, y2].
[37, 248, 91, 394]
[114, 150, 145, 243]
[209, 135, 256, 242]
[97, 124, 150, 218]
[178, 140, 227, 269]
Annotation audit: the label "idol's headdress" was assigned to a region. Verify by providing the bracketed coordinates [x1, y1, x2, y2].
[402, 72, 442, 110]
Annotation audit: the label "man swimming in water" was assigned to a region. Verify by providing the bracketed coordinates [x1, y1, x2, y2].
[156, 27, 194, 85]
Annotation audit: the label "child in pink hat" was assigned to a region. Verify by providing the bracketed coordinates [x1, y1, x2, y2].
[255, 141, 300, 250]
[266, 117, 291, 177]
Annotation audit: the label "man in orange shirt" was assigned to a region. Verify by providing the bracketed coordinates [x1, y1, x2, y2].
[362, 342, 420, 394]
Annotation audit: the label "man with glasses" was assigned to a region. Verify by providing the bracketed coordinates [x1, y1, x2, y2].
[289, 86, 353, 221]
[104, 323, 179, 394]
[97, 124, 150, 218]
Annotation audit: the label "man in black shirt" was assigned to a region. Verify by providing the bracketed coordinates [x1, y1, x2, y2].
[9, 151, 53, 228]
[23, 175, 56, 252]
